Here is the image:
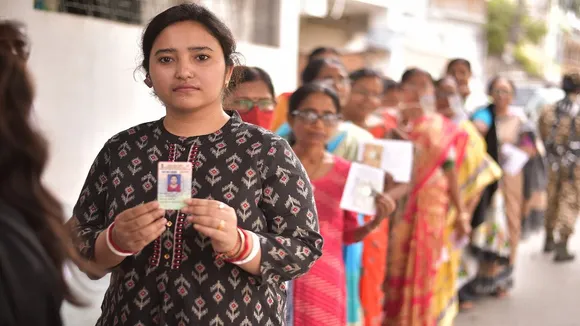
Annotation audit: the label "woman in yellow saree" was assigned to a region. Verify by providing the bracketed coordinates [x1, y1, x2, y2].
[383, 69, 470, 326]
[432, 77, 503, 324]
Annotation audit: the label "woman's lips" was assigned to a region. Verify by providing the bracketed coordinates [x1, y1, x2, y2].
[173, 85, 200, 92]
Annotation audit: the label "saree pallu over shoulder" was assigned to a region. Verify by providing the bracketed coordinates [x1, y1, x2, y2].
[408, 114, 469, 199]
[384, 113, 468, 326]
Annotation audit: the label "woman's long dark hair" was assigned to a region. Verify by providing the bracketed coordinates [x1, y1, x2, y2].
[0, 20, 84, 305]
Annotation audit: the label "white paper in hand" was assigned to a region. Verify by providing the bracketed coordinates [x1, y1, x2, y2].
[501, 143, 529, 176]
[340, 162, 385, 216]
[357, 139, 413, 183]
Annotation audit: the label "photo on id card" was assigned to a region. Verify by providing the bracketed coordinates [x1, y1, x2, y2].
[158, 162, 192, 210]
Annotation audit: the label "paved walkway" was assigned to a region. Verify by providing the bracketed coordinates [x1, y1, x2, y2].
[456, 230, 580, 326]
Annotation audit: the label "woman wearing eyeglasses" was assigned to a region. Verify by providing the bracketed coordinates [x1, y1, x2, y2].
[467, 77, 543, 300]
[286, 82, 395, 326]
[225, 66, 276, 129]
[277, 59, 375, 325]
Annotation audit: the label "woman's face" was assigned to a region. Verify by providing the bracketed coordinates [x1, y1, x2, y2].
[399, 73, 435, 121]
[289, 92, 340, 148]
[315, 63, 351, 107]
[148, 21, 232, 113]
[382, 88, 400, 109]
[448, 62, 471, 96]
[436, 78, 460, 118]
[225, 80, 275, 128]
[170, 176, 178, 185]
[345, 76, 384, 122]
[491, 78, 514, 109]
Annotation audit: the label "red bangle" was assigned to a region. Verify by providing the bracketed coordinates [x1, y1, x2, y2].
[219, 229, 251, 263]
[107, 222, 133, 255]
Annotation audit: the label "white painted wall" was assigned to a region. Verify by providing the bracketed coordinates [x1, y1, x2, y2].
[1, 0, 299, 213]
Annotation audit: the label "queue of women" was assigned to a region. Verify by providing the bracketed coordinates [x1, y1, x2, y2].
[0, 3, 552, 326]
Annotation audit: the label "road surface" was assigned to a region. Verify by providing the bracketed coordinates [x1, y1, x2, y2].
[456, 230, 580, 326]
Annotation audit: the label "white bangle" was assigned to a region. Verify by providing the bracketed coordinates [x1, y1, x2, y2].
[232, 231, 260, 265]
[105, 223, 133, 257]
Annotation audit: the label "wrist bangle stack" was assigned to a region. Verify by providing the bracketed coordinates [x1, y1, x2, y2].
[106, 222, 134, 257]
[231, 231, 260, 265]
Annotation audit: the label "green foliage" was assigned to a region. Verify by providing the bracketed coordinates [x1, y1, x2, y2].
[522, 16, 548, 44]
[486, 0, 548, 76]
[513, 45, 542, 77]
[486, 0, 517, 55]
[487, 0, 547, 55]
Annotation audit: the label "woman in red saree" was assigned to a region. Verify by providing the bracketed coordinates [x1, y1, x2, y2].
[383, 68, 469, 326]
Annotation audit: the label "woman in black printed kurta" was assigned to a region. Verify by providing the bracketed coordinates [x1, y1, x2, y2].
[71, 4, 322, 326]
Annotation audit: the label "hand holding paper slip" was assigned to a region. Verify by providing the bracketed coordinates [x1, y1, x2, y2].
[357, 139, 414, 183]
[339, 163, 385, 216]
[500, 143, 529, 176]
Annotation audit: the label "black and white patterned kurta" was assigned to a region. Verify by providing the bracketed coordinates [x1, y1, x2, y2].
[72, 112, 323, 326]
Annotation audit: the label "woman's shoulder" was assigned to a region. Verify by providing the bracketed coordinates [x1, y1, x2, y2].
[237, 120, 288, 146]
[234, 121, 298, 165]
[102, 119, 162, 148]
[340, 121, 374, 141]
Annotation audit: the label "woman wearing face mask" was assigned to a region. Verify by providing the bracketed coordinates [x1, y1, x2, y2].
[224, 66, 276, 128]
[433, 77, 503, 316]
[383, 68, 469, 326]
[270, 47, 341, 131]
[467, 77, 543, 300]
[70, 4, 323, 325]
[286, 82, 395, 326]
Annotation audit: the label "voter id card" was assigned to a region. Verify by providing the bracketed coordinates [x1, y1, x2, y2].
[157, 162, 192, 210]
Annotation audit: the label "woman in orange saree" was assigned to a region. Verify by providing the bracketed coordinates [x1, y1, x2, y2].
[342, 68, 394, 326]
[384, 69, 469, 326]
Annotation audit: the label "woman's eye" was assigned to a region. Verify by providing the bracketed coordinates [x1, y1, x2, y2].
[196, 54, 210, 61]
[159, 57, 173, 64]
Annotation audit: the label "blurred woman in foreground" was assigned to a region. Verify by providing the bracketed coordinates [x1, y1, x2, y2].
[0, 20, 88, 326]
